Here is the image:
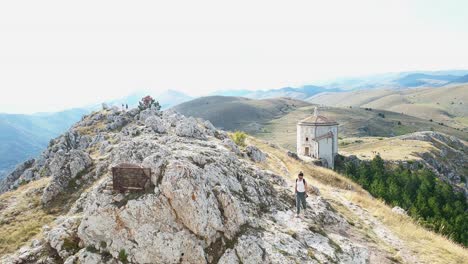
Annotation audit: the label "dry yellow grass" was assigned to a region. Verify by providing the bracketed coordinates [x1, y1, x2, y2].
[75, 120, 106, 136]
[247, 137, 361, 192]
[0, 177, 56, 256]
[340, 137, 435, 161]
[309, 85, 468, 130]
[249, 136, 468, 264]
[345, 192, 468, 264]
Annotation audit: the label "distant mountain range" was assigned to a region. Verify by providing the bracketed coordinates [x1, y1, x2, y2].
[214, 70, 468, 100]
[450, 74, 468, 84]
[315, 70, 468, 90]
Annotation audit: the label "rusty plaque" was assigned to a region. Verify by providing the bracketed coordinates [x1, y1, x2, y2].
[111, 163, 151, 192]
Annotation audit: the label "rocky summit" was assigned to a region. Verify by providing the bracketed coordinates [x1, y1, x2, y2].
[0, 107, 368, 264]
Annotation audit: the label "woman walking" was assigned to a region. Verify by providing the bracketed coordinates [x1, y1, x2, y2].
[295, 171, 308, 218]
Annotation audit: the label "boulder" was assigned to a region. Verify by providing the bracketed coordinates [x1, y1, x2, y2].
[392, 206, 407, 216]
[222, 138, 242, 155]
[145, 116, 168, 134]
[175, 117, 207, 139]
[41, 150, 92, 205]
[287, 151, 300, 160]
[138, 107, 161, 122]
[245, 145, 266, 162]
[46, 216, 82, 259]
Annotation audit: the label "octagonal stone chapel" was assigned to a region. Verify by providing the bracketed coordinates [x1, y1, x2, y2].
[297, 107, 339, 168]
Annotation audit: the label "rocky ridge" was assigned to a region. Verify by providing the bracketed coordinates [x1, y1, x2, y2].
[340, 131, 467, 198]
[0, 106, 370, 263]
[397, 131, 467, 194]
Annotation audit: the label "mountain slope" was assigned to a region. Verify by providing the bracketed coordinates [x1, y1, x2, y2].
[0, 109, 89, 179]
[173, 96, 311, 132]
[308, 84, 468, 130]
[1, 108, 466, 263]
[450, 74, 468, 84]
[394, 73, 458, 87]
[339, 132, 468, 196]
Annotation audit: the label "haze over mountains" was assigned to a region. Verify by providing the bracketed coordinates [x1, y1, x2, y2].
[1, 70, 468, 180]
[0, 109, 89, 179]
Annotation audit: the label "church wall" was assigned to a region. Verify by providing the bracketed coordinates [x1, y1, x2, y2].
[318, 137, 333, 168]
[297, 123, 338, 168]
[332, 126, 338, 154]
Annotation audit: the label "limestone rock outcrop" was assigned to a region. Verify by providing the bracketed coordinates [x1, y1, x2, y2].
[245, 145, 266, 163]
[1, 107, 372, 264]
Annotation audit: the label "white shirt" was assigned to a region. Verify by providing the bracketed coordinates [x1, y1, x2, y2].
[296, 178, 306, 192]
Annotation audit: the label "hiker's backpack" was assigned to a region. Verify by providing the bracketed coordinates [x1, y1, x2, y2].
[296, 178, 308, 197]
[296, 178, 306, 184]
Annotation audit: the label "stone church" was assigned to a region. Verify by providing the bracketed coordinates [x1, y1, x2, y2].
[296, 107, 338, 168]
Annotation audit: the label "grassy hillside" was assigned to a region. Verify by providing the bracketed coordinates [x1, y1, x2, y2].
[0, 178, 56, 255]
[256, 105, 467, 151]
[173, 96, 311, 133]
[308, 85, 468, 130]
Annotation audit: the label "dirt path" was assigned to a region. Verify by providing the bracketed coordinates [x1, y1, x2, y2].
[330, 189, 421, 263]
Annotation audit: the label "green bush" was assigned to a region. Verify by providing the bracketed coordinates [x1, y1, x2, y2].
[230, 131, 247, 147]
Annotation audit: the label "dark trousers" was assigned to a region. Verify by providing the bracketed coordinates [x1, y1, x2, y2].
[296, 192, 307, 214]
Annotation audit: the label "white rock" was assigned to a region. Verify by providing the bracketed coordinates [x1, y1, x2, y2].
[392, 206, 407, 215]
[175, 117, 207, 139]
[145, 116, 168, 133]
[245, 145, 267, 163]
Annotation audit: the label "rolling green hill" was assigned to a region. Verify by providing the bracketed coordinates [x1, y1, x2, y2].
[173, 96, 467, 151]
[308, 84, 468, 130]
[173, 96, 311, 133]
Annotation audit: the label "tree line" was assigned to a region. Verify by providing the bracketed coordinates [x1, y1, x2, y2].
[336, 155, 467, 246]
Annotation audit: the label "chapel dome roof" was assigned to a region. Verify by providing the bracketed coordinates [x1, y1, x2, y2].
[298, 107, 338, 126]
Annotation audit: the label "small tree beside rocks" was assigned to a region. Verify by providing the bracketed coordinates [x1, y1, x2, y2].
[230, 131, 247, 147]
[138, 96, 161, 111]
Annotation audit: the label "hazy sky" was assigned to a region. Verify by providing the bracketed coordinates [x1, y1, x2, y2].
[1, 0, 468, 113]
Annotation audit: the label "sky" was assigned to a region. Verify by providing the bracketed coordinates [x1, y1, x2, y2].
[0, 0, 467, 113]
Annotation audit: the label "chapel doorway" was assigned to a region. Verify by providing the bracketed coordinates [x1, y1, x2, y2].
[304, 147, 310, 156]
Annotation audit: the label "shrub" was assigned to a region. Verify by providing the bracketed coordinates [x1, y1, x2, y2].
[119, 249, 128, 263]
[230, 131, 247, 147]
[62, 236, 81, 254]
[86, 245, 99, 253]
[18, 179, 28, 186]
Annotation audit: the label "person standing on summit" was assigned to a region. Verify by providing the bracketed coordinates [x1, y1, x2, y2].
[295, 171, 308, 217]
